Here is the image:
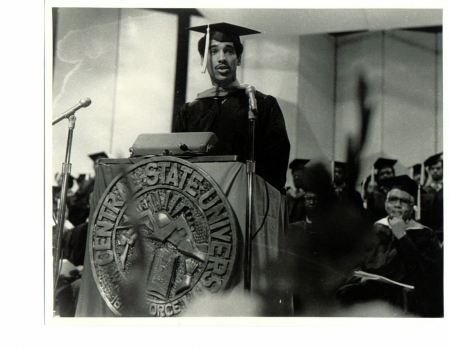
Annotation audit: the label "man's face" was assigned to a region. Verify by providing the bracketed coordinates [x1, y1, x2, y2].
[385, 188, 414, 221]
[378, 167, 394, 182]
[304, 192, 319, 209]
[334, 167, 345, 185]
[206, 39, 240, 87]
[429, 161, 443, 181]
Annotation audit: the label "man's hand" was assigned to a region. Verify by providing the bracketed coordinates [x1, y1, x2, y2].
[389, 217, 407, 239]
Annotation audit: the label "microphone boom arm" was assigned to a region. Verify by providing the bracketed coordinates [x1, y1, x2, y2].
[52, 98, 91, 125]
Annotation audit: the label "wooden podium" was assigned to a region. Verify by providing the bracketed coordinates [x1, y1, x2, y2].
[75, 156, 291, 316]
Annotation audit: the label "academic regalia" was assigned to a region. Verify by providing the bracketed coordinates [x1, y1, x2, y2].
[174, 22, 290, 192]
[338, 218, 443, 317]
[173, 85, 290, 192]
[337, 176, 443, 317]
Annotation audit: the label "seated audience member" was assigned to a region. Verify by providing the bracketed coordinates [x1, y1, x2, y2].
[56, 151, 109, 316]
[423, 152, 443, 193]
[286, 159, 310, 223]
[410, 163, 426, 186]
[337, 175, 443, 317]
[365, 157, 397, 221]
[332, 161, 364, 210]
[421, 152, 443, 241]
[290, 190, 322, 235]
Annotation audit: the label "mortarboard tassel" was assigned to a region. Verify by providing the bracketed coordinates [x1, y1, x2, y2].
[201, 25, 210, 74]
[415, 184, 421, 221]
[331, 160, 335, 184]
[420, 162, 425, 186]
[415, 162, 425, 221]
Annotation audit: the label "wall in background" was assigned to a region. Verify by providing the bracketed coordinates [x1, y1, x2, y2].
[51, 8, 443, 190]
[52, 9, 177, 179]
[334, 30, 443, 183]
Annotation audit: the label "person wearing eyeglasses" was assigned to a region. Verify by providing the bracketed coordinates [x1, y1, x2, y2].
[337, 175, 443, 317]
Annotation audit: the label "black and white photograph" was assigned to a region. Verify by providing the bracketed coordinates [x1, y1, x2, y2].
[25, 0, 449, 343]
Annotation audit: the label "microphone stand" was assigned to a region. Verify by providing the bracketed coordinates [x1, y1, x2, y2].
[52, 114, 77, 297]
[244, 101, 257, 292]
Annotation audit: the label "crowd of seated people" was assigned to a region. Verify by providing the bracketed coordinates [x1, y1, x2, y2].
[285, 153, 444, 317]
[52, 152, 109, 317]
[53, 147, 443, 318]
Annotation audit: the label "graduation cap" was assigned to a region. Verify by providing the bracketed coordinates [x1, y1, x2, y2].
[76, 174, 87, 184]
[388, 175, 424, 202]
[333, 161, 347, 175]
[373, 157, 397, 170]
[88, 151, 109, 162]
[410, 164, 422, 176]
[289, 159, 310, 171]
[187, 22, 261, 73]
[52, 185, 61, 196]
[333, 161, 347, 169]
[424, 152, 443, 167]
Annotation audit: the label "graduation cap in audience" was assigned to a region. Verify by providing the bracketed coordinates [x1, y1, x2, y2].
[52, 185, 61, 197]
[373, 157, 397, 170]
[333, 161, 348, 173]
[187, 22, 261, 73]
[76, 174, 87, 184]
[388, 175, 425, 202]
[333, 161, 347, 169]
[409, 163, 427, 186]
[88, 151, 109, 162]
[289, 159, 310, 171]
[424, 152, 443, 168]
[410, 164, 422, 176]
[370, 157, 397, 183]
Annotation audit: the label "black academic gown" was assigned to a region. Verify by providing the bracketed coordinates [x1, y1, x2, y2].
[173, 88, 290, 192]
[337, 218, 443, 317]
[421, 184, 443, 242]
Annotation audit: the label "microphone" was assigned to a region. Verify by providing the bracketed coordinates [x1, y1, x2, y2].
[52, 98, 92, 125]
[244, 85, 257, 114]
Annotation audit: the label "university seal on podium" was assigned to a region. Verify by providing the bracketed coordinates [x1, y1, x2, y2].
[89, 157, 238, 316]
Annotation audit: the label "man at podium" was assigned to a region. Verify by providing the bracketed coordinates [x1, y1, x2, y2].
[74, 23, 292, 317]
[172, 22, 290, 192]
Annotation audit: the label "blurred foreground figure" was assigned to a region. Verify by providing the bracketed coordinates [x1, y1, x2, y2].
[283, 163, 374, 316]
[337, 175, 443, 317]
